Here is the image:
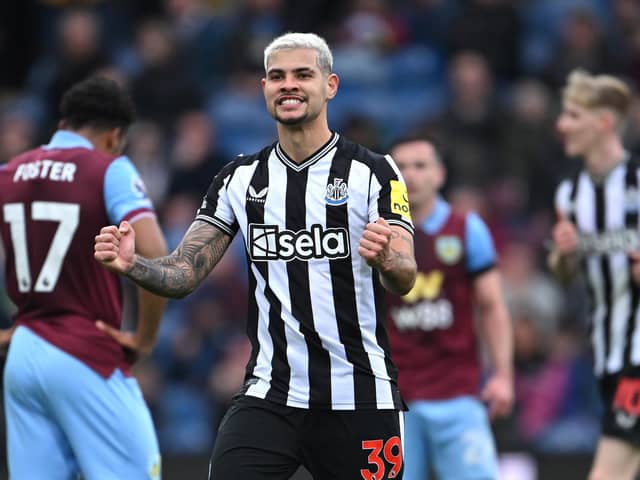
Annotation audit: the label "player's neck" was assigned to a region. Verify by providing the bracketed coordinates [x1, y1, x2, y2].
[277, 122, 332, 164]
[411, 197, 438, 226]
[65, 126, 121, 156]
[584, 136, 628, 182]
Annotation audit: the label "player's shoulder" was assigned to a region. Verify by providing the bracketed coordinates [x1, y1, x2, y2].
[554, 163, 584, 193]
[63, 145, 117, 165]
[445, 205, 480, 234]
[628, 151, 640, 171]
[341, 137, 401, 181]
[103, 154, 142, 182]
[342, 137, 385, 166]
[4, 146, 46, 166]
[223, 144, 275, 172]
[0, 152, 28, 189]
[54, 148, 120, 184]
[463, 210, 491, 236]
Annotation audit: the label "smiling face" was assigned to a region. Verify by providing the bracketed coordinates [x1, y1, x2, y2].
[262, 48, 338, 127]
[556, 100, 607, 157]
[391, 140, 445, 212]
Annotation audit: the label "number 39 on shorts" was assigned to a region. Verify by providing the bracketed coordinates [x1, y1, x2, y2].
[360, 436, 403, 480]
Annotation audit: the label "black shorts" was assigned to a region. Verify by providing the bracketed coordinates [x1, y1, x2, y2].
[209, 395, 404, 480]
[600, 370, 640, 446]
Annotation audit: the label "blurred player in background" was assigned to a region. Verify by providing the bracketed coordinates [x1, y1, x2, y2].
[95, 32, 417, 479]
[550, 70, 640, 480]
[387, 136, 514, 480]
[0, 75, 167, 479]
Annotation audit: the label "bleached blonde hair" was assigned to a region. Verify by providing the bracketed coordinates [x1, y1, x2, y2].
[562, 69, 632, 118]
[264, 32, 333, 75]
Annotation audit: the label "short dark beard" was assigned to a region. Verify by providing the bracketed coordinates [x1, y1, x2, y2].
[274, 112, 309, 126]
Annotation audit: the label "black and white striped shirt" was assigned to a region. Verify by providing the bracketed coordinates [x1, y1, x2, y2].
[555, 155, 640, 377]
[196, 133, 414, 410]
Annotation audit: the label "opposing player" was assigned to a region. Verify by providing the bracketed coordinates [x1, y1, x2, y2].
[95, 32, 416, 479]
[0, 76, 167, 479]
[550, 70, 640, 480]
[387, 136, 514, 480]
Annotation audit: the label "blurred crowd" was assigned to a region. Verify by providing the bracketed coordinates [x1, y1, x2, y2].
[1, 0, 640, 459]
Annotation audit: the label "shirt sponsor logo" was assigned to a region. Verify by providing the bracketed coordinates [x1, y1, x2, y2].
[390, 180, 411, 221]
[325, 178, 348, 206]
[402, 271, 444, 303]
[436, 236, 463, 265]
[248, 223, 350, 261]
[578, 228, 640, 254]
[391, 299, 453, 331]
[247, 185, 268, 203]
[393, 270, 453, 331]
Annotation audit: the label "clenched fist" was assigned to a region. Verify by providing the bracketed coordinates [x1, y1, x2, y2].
[94, 221, 137, 274]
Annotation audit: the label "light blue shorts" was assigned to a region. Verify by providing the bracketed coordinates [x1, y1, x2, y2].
[403, 396, 498, 480]
[3, 326, 161, 480]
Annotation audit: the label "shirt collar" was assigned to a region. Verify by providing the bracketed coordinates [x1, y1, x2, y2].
[43, 130, 94, 150]
[275, 132, 339, 172]
[421, 196, 450, 234]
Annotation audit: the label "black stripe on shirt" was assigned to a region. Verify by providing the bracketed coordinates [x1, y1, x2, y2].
[285, 166, 332, 407]
[244, 150, 291, 403]
[242, 152, 267, 389]
[595, 183, 613, 371]
[327, 139, 377, 408]
[624, 157, 639, 370]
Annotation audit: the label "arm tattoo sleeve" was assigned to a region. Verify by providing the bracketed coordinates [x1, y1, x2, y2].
[127, 221, 232, 298]
[379, 229, 417, 295]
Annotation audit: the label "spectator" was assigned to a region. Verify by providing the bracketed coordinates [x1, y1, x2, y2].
[164, 0, 235, 90]
[130, 19, 202, 129]
[27, 9, 111, 128]
[544, 8, 623, 88]
[500, 79, 569, 213]
[421, 51, 506, 189]
[167, 111, 227, 203]
[446, 0, 521, 81]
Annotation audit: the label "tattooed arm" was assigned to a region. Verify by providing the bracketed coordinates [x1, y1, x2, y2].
[95, 219, 232, 299]
[358, 219, 417, 295]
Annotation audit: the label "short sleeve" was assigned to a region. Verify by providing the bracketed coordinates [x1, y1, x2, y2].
[103, 156, 155, 224]
[465, 212, 497, 274]
[195, 160, 239, 236]
[369, 154, 414, 234]
[555, 179, 573, 217]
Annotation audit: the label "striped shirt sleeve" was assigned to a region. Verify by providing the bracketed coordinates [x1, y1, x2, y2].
[369, 154, 414, 234]
[195, 160, 239, 236]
